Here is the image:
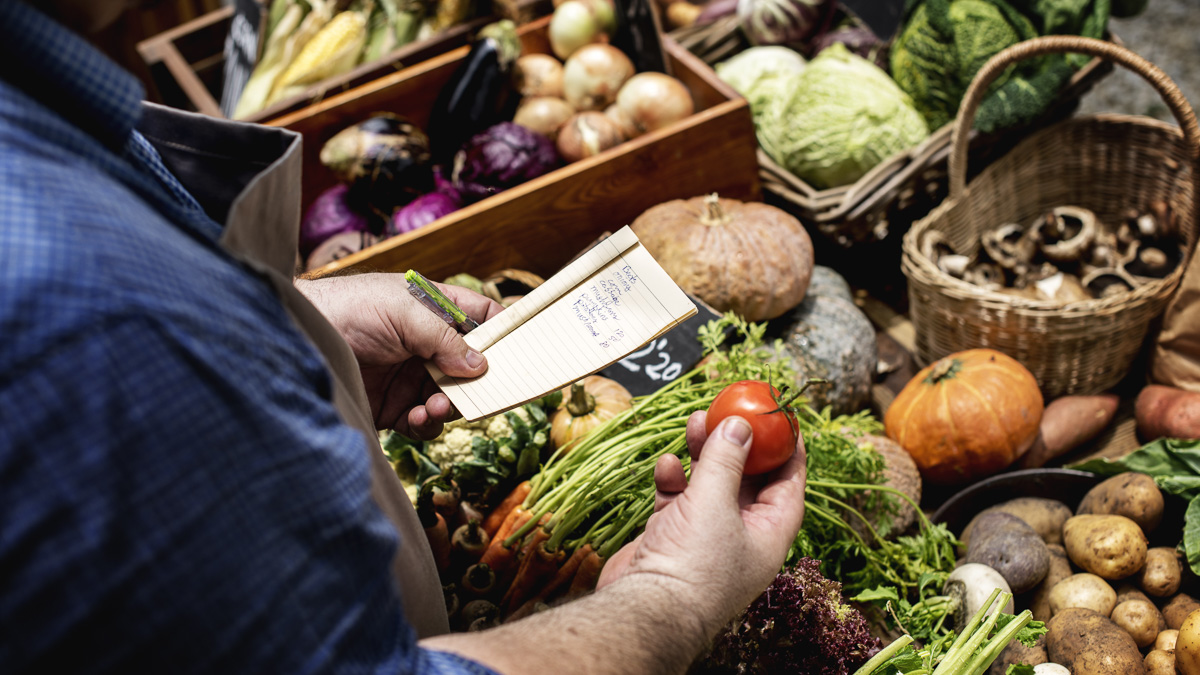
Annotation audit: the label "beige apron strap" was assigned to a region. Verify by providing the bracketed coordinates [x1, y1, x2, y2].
[138, 103, 449, 637]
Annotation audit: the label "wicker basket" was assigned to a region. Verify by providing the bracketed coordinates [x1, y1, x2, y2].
[669, 17, 1116, 246]
[901, 36, 1199, 398]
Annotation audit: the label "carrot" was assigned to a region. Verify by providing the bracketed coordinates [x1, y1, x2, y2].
[483, 481, 532, 537]
[425, 512, 451, 575]
[500, 527, 561, 617]
[461, 562, 497, 598]
[479, 508, 530, 571]
[562, 548, 605, 601]
[508, 544, 592, 621]
[451, 520, 491, 560]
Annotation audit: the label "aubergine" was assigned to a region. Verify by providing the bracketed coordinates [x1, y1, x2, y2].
[609, 0, 667, 73]
[427, 20, 522, 164]
[319, 113, 434, 220]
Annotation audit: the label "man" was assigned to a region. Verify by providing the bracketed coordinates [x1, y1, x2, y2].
[0, 1, 808, 673]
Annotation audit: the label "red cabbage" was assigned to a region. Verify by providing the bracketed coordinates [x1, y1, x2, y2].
[299, 184, 371, 257]
[390, 189, 463, 236]
[451, 122, 560, 203]
[810, 24, 886, 68]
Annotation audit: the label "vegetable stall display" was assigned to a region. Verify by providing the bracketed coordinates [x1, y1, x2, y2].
[297, 9, 699, 269]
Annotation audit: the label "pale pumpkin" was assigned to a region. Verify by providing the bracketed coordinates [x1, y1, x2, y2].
[550, 376, 633, 452]
[884, 349, 1044, 486]
[630, 194, 814, 321]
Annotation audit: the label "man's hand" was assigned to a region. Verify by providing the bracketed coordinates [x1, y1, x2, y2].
[596, 410, 807, 634]
[296, 274, 504, 439]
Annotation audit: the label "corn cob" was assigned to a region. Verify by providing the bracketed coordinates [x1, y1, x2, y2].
[266, 1, 363, 106]
[233, 0, 309, 119]
[363, 0, 399, 62]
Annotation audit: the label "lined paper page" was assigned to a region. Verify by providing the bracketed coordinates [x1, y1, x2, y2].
[462, 227, 641, 354]
[428, 234, 696, 420]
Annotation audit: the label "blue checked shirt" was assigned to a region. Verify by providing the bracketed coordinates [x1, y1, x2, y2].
[0, 4, 496, 673]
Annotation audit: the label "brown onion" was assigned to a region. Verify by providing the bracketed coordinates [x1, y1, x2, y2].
[615, 72, 694, 135]
[603, 103, 638, 139]
[514, 97, 576, 140]
[666, 1, 703, 28]
[562, 44, 635, 111]
[513, 54, 565, 99]
[556, 112, 624, 162]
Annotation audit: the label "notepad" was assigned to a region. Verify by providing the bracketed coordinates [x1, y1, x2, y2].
[427, 226, 697, 421]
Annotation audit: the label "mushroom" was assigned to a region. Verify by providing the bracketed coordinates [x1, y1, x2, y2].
[1034, 206, 1097, 264]
[981, 223, 1034, 269]
[1124, 240, 1182, 279]
[1032, 271, 1090, 304]
[922, 231, 971, 278]
[963, 262, 1005, 291]
[1082, 267, 1139, 298]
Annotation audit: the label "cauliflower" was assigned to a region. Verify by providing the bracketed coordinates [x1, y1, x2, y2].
[425, 406, 534, 468]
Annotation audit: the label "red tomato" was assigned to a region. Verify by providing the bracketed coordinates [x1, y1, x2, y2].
[705, 380, 798, 475]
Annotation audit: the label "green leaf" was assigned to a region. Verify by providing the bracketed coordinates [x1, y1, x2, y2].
[881, 650, 924, 674]
[506, 410, 531, 448]
[381, 432, 441, 486]
[1006, 664, 1036, 675]
[1185, 496, 1200, 576]
[471, 435, 498, 463]
[1157, 475, 1200, 500]
[1069, 438, 1200, 477]
[516, 442, 541, 477]
[852, 586, 901, 603]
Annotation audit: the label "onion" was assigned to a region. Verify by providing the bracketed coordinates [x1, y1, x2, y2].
[549, 1, 604, 60]
[562, 44, 635, 111]
[736, 0, 831, 46]
[389, 190, 462, 235]
[513, 54, 565, 98]
[614, 73, 694, 136]
[514, 97, 576, 139]
[299, 184, 371, 257]
[697, 0, 738, 23]
[603, 103, 638, 139]
[556, 111, 625, 162]
[666, 2, 703, 28]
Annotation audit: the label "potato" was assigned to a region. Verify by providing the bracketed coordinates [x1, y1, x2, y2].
[1062, 514, 1148, 579]
[1178, 608, 1200, 675]
[1049, 573, 1117, 617]
[1136, 384, 1200, 442]
[966, 511, 1050, 593]
[1046, 607, 1147, 675]
[1156, 628, 1178, 652]
[1144, 649, 1175, 675]
[1077, 472, 1164, 534]
[1137, 547, 1182, 597]
[962, 497, 1073, 547]
[1116, 582, 1153, 605]
[1031, 544, 1075, 622]
[988, 635, 1046, 675]
[1111, 598, 1163, 648]
[1164, 593, 1200, 630]
[1020, 394, 1120, 469]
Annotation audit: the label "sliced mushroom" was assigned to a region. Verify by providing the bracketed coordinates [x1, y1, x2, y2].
[963, 262, 1005, 291]
[1082, 267, 1139, 298]
[981, 223, 1034, 269]
[1035, 206, 1097, 263]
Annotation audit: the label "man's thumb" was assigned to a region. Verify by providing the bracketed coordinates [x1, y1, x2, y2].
[431, 327, 487, 378]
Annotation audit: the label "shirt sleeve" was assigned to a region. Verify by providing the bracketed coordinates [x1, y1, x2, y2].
[0, 285, 498, 675]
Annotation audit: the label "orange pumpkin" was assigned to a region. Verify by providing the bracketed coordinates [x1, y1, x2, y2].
[550, 376, 633, 452]
[884, 349, 1044, 485]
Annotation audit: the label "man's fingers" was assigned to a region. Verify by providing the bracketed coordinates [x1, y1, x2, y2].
[438, 283, 505, 323]
[685, 410, 708, 463]
[748, 434, 808, 539]
[686, 416, 753, 505]
[653, 454, 687, 511]
[428, 325, 488, 379]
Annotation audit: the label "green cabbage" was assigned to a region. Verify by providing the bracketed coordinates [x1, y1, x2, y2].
[890, 0, 1037, 132]
[754, 44, 929, 190]
[715, 46, 808, 117]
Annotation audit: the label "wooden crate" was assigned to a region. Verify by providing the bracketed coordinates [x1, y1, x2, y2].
[136, 0, 550, 123]
[276, 17, 761, 281]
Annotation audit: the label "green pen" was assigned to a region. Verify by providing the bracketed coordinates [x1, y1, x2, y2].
[405, 269, 480, 334]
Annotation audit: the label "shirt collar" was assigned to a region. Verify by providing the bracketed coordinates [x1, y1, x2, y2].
[0, 2, 145, 150]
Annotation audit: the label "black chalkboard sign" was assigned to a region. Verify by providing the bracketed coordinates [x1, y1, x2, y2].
[600, 293, 722, 396]
[839, 0, 906, 39]
[219, 0, 265, 118]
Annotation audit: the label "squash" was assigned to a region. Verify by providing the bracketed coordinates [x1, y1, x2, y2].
[884, 349, 1044, 486]
[765, 293, 877, 416]
[806, 265, 854, 303]
[630, 194, 814, 321]
[550, 376, 633, 452]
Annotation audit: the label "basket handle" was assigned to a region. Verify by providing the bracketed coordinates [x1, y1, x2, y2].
[949, 36, 1200, 204]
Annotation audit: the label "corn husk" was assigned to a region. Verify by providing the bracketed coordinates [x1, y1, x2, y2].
[267, 6, 368, 105]
[233, 0, 311, 119]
